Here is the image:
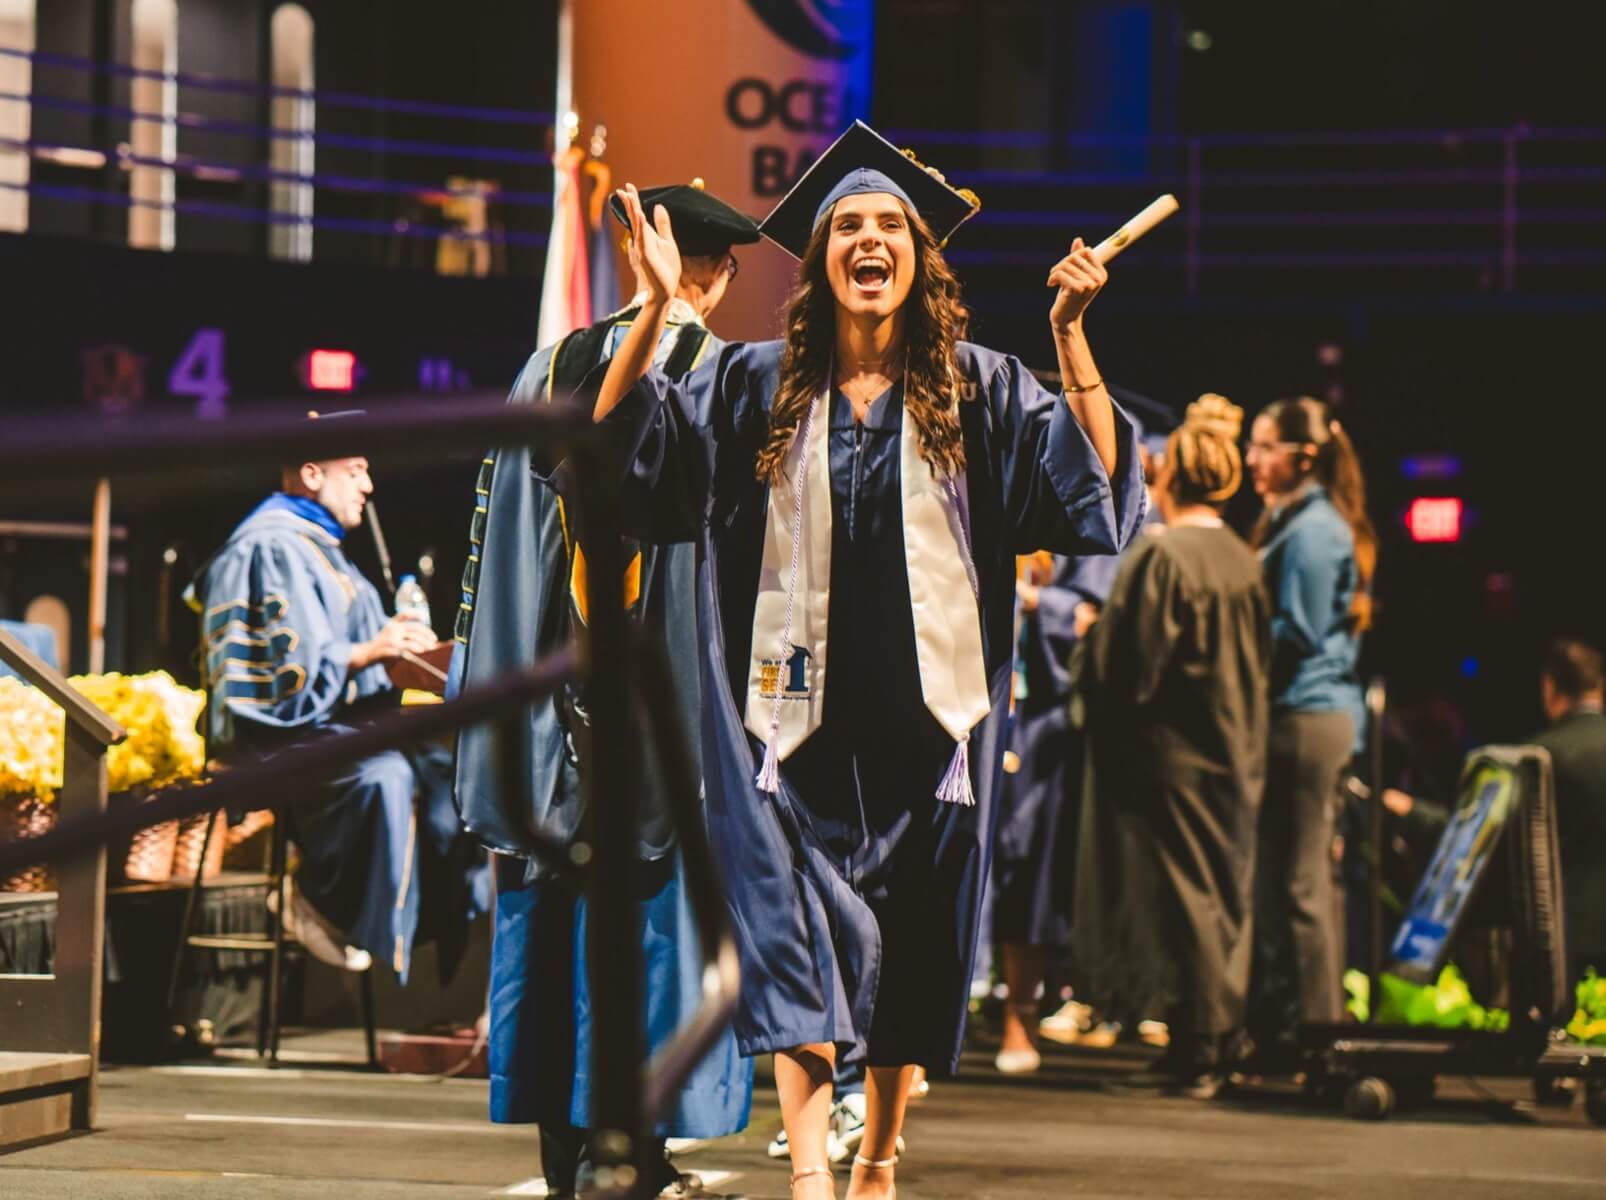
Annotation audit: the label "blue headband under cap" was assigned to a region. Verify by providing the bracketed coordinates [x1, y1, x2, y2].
[813, 169, 916, 229]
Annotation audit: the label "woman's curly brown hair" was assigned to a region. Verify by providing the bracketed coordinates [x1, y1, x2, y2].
[754, 201, 972, 484]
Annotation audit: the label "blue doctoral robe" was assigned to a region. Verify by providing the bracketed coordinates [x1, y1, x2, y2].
[455, 305, 752, 1138]
[192, 495, 486, 982]
[592, 341, 1146, 1072]
[0, 619, 58, 679]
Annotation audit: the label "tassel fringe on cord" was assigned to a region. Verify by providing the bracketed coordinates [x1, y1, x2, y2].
[755, 733, 782, 794]
[935, 735, 975, 806]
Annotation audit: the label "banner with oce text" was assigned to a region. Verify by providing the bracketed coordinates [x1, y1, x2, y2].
[573, 0, 873, 342]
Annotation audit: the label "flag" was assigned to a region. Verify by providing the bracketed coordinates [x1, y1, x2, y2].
[536, 148, 592, 348]
[589, 210, 621, 321]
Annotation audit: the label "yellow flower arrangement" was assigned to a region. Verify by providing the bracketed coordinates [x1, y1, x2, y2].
[0, 676, 65, 798]
[0, 671, 206, 800]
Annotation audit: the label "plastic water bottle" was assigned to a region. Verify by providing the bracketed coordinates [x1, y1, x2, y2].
[394, 574, 432, 629]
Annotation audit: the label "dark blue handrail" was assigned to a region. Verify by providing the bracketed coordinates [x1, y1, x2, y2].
[1, 135, 555, 209]
[1, 45, 554, 127]
[0, 178, 549, 246]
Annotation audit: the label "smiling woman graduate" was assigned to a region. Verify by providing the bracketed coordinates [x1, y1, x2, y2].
[589, 122, 1146, 1199]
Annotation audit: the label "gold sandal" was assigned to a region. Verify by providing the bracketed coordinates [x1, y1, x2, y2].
[791, 1164, 833, 1191]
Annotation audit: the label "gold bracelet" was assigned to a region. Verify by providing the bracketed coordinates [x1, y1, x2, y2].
[1064, 377, 1104, 394]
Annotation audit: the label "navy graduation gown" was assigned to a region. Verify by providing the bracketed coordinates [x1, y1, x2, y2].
[993, 507, 1161, 948]
[595, 339, 1146, 1071]
[458, 309, 752, 1138]
[992, 554, 1104, 948]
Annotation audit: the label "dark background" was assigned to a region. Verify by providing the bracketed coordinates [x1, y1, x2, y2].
[4, 0, 1604, 765]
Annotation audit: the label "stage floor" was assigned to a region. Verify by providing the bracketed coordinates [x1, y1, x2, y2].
[1, 1032, 1601, 1198]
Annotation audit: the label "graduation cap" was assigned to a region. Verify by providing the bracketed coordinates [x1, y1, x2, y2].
[758, 120, 981, 260]
[608, 181, 761, 258]
[283, 409, 369, 469]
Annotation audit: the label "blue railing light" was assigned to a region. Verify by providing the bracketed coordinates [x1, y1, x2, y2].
[1400, 453, 1464, 481]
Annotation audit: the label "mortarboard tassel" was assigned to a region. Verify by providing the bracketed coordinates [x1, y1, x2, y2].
[935, 734, 975, 807]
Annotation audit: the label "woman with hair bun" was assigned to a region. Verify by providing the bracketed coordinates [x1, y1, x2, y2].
[1071, 394, 1272, 1098]
[1244, 396, 1376, 1053]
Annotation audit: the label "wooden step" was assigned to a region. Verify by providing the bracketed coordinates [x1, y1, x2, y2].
[0, 1051, 92, 1150]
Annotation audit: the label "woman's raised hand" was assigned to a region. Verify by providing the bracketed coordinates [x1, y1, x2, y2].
[617, 183, 681, 304]
[1047, 237, 1108, 333]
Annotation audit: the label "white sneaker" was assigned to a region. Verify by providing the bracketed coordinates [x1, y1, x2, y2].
[994, 1046, 1042, 1074]
[268, 883, 373, 972]
[765, 1127, 790, 1159]
[1040, 1000, 1124, 1048]
[1137, 1020, 1171, 1048]
[767, 1093, 903, 1165]
[828, 1092, 865, 1162]
[1079, 1021, 1122, 1049]
[1038, 1000, 1093, 1044]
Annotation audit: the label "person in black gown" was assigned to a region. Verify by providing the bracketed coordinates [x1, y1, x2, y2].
[1072, 395, 1272, 1098]
[591, 123, 1146, 1199]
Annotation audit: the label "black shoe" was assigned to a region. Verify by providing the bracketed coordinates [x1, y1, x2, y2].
[1104, 1064, 1183, 1094]
[644, 1145, 701, 1197]
[1107, 1062, 1225, 1100]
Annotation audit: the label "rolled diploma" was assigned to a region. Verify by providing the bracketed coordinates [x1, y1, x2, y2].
[1091, 194, 1180, 265]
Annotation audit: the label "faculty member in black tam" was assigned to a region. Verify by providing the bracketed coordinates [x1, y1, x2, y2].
[592, 121, 1146, 1199]
[450, 182, 760, 1199]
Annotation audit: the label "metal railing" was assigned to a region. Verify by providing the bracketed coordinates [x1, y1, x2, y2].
[0, 400, 726, 1199]
[6, 44, 1606, 294]
[886, 124, 1606, 296]
[5, 43, 1604, 294]
[0, 44, 556, 270]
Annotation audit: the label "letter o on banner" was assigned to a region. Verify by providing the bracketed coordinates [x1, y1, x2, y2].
[574, 0, 872, 342]
[725, 78, 774, 130]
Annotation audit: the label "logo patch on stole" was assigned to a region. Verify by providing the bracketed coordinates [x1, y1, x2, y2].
[758, 644, 812, 700]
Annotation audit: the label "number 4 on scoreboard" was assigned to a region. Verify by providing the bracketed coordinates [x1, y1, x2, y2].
[169, 328, 230, 420]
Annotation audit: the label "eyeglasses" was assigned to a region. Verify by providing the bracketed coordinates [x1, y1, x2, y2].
[721, 253, 740, 281]
[1247, 439, 1304, 456]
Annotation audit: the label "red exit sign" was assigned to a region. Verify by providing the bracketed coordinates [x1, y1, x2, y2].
[306, 349, 357, 392]
[1406, 497, 1463, 543]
